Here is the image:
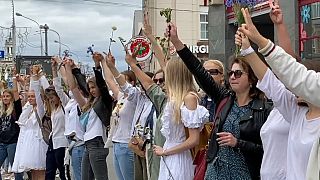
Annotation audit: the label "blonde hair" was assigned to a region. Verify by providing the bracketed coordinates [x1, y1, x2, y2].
[203, 59, 225, 75]
[165, 58, 197, 124]
[0, 89, 15, 117]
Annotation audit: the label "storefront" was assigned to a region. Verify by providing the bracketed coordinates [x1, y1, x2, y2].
[208, 0, 320, 67]
[299, 0, 320, 59]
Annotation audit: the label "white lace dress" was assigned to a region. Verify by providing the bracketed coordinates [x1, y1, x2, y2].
[12, 104, 48, 173]
[158, 102, 209, 180]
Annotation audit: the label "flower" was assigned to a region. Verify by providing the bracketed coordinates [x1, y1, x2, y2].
[112, 26, 117, 31]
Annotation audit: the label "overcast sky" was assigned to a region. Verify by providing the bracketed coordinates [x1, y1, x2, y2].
[0, 0, 142, 71]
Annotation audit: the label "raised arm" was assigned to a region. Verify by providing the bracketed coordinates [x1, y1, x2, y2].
[29, 67, 45, 118]
[235, 30, 267, 81]
[100, 52, 120, 99]
[98, 52, 126, 88]
[52, 56, 68, 84]
[91, 54, 113, 104]
[168, 23, 229, 104]
[51, 56, 70, 107]
[125, 53, 154, 91]
[270, 0, 299, 60]
[144, 12, 166, 70]
[239, 7, 320, 107]
[64, 59, 87, 107]
[12, 74, 21, 101]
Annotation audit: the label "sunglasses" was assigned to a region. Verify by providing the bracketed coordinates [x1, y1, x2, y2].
[206, 69, 222, 76]
[153, 78, 164, 84]
[228, 70, 247, 78]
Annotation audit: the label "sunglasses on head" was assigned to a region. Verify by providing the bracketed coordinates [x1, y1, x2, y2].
[228, 70, 246, 78]
[206, 69, 222, 76]
[153, 78, 164, 84]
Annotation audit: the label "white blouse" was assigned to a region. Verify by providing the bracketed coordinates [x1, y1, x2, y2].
[258, 68, 320, 180]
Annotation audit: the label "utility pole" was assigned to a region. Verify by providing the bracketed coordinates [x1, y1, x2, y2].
[11, 0, 16, 64]
[41, 24, 49, 56]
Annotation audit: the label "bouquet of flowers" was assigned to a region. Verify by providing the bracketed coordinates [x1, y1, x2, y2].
[225, 0, 263, 56]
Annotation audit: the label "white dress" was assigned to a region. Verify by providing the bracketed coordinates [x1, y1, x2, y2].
[12, 79, 48, 173]
[158, 102, 209, 180]
[12, 104, 48, 173]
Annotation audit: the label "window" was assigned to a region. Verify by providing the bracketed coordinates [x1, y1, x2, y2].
[299, 2, 320, 59]
[200, 13, 208, 40]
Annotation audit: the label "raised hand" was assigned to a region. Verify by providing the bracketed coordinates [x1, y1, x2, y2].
[143, 12, 152, 36]
[125, 53, 137, 66]
[92, 52, 104, 67]
[166, 22, 179, 43]
[238, 8, 268, 49]
[235, 31, 251, 50]
[269, 0, 283, 25]
[51, 56, 61, 67]
[103, 52, 116, 67]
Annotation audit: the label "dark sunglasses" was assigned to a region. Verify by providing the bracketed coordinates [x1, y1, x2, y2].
[153, 78, 164, 84]
[206, 69, 222, 76]
[228, 70, 246, 78]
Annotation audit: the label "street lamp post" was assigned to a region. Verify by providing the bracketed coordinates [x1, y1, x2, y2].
[54, 40, 70, 51]
[40, 24, 49, 56]
[48, 29, 61, 57]
[15, 12, 43, 56]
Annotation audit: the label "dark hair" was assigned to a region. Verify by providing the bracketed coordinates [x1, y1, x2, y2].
[145, 72, 154, 78]
[229, 56, 265, 99]
[121, 70, 137, 86]
[153, 69, 165, 81]
[45, 85, 58, 97]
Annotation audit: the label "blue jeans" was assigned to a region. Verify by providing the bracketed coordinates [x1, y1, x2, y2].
[0, 143, 23, 180]
[71, 145, 85, 180]
[113, 142, 134, 180]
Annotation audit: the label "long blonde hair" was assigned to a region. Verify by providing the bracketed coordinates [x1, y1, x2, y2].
[165, 58, 197, 124]
[0, 89, 15, 117]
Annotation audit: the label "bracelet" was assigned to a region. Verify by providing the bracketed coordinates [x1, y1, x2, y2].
[240, 46, 255, 56]
[114, 74, 121, 79]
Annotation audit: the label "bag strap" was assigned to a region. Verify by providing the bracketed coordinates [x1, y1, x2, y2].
[135, 103, 146, 126]
[144, 105, 155, 130]
[34, 108, 44, 129]
[210, 96, 230, 139]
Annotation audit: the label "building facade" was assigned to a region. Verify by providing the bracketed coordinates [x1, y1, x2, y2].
[208, 0, 320, 68]
[0, 33, 15, 80]
[142, 0, 210, 72]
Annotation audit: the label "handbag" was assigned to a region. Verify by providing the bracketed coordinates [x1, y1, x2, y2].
[128, 104, 147, 158]
[35, 110, 52, 145]
[193, 96, 229, 180]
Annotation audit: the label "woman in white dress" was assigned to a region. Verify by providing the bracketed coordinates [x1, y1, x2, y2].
[152, 59, 209, 180]
[12, 66, 48, 180]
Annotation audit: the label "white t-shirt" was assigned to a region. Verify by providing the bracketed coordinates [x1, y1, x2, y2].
[83, 109, 106, 142]
[64, 98, 84, 141]
[112, 92, 137, 144]
[51, 106, 69, 149]
[120, 83, 153, 135]
[258, 69, 320, 180]
[259, 108, 290, 180]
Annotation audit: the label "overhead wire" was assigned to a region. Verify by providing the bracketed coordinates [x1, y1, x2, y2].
[0, 0, 208, 13]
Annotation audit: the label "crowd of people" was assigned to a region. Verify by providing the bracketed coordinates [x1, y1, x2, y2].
[0, 1, 319, 180]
